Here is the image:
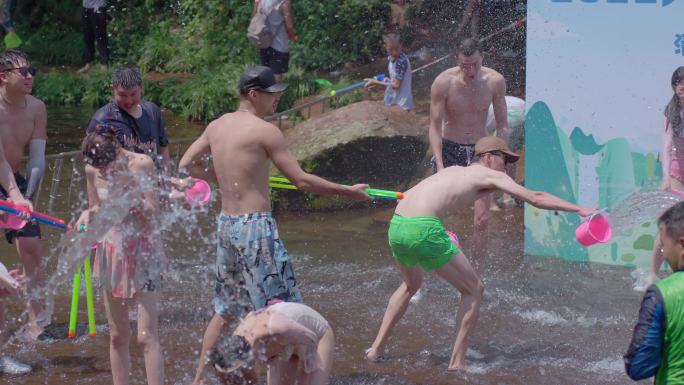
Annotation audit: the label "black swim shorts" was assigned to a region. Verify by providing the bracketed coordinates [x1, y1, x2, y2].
[0, 173, 41, 244]
[432, 139, 475, 172]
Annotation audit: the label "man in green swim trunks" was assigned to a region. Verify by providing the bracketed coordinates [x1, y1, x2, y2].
[365, 136, 595, 371]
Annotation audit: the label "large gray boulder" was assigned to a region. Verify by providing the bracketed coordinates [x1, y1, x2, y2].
[273, 100, 429, 210]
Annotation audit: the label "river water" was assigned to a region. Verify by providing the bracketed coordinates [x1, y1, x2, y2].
[0, 201, 646, 385]
[0, 81, 647, 384]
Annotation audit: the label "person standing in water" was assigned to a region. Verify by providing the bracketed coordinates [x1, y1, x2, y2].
[428, 38, 512, 272]
[86, 65, 171, 170]
[365, 136, 594, 370]
[0, 49, 48, 341]
[648, 66, 684, 286]
[625, 201, 684, 384]
[76, 129, 167, 385]
[179, 66, 369, 384]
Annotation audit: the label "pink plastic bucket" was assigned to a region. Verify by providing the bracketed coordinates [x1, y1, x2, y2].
[185, 179, 211, 205]
[575, 213, 612, 246]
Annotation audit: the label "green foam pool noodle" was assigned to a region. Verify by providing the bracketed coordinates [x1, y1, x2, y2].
[84, 256, 96, 338]
[68, 267, 81, 339]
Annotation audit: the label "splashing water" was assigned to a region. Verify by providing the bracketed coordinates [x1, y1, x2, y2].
[606, 190, 683, 234]
[5, 166, 216, 349]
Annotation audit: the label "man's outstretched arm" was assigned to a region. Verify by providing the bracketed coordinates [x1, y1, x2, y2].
[178, 131, 217, 183]
[264, 126, 369, 201]
[486, 170, 594, 216]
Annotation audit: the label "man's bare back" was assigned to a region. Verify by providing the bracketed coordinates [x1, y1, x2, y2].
[396, 165, 497, 219]
[0, 94, 46, 170]
[397, 161, 594, 220]
[432, 66, 505, 145]
[201, 111, 276, 215]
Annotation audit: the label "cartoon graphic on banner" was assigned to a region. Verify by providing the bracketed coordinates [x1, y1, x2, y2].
[525, 0, 684, 267]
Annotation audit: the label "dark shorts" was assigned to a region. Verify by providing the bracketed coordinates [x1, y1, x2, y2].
[432, 139, 475, 172]
[214, 212, 302, 317]
[259, 47, 290, 75]
[0, 173, 40, 244]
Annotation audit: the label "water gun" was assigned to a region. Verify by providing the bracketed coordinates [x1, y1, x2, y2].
[330, 74, 386, 97]
[0, 200, 68, 230]
[268, 176, 403, 200]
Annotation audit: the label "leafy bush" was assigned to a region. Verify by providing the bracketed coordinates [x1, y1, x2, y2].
[277, 67, 322, 112]
[290, 0, 389, 71]
[20, 0, 389, 120]
[147, 65, 246, 121]
[18, 23, 83, 66]
[33, 68, 110, 107]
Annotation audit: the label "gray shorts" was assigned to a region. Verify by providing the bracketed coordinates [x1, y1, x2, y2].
[214, 212, 303, 317]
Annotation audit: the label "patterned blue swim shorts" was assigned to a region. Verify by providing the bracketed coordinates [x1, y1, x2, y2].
[214, 212, 303, 317]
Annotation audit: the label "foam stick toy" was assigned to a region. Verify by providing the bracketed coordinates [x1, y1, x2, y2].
[68, 267, 81, 339]
[268, 176, 404, 200]
[0, 200, 68, 230]
[68, 254, 97, 339]
[83, 256, 96, 337]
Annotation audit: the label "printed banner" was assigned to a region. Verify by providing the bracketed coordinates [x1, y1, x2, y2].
[525, 0, 684, 266]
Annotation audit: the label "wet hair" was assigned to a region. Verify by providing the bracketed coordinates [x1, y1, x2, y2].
[665, 66, 684, 136]
[383, 33, 401, 46]
[208, 334, 254, 373]
[0, 49, 30, 72]
[659, 201, 684, 240]
[458, 38, 481, 57]
[111, 65, 143, 89]
[81, 127, 121, 169]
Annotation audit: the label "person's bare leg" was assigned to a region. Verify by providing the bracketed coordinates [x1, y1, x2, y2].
[137, 292, 163, 385]
[16, 237, 45, 339]
[366, 265, 423, 361]
[267, 356, 298, 385]
[274, 73, 284, 83]
[104, 291, 132, 385]
[433, 251, 484, 371]
[192, 313, 236, 385]
[299, 327, 334, 385]
[472, 193, 491, 274]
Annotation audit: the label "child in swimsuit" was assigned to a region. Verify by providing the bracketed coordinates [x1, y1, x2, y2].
[210, 302, 334, 385]
[75, 129, 167, 385]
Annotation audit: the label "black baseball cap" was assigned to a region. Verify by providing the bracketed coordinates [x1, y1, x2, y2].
[238, 66, 288, 94]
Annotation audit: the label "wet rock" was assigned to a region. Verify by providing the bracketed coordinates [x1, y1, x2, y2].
[273, 100, 429, 211]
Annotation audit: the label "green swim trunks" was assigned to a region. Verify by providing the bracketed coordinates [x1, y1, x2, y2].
[387, 214, 460, 271]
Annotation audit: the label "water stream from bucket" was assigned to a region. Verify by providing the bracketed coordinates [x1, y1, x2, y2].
[606, 190, 683, 234]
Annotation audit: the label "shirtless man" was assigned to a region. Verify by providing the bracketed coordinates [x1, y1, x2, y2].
[0, 49, 48, 340]
[428, 37, 509, 268]
[365, 136, 594, 370]
[179, 66, 369, 384]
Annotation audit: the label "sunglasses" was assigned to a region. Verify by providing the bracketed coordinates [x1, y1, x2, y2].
[487, 150, 512, 165]
[2, 65, 38, 77]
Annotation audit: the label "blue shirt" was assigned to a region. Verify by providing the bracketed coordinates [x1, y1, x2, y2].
[86, 100, 169, 161]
